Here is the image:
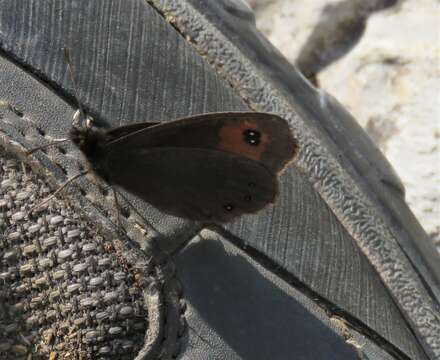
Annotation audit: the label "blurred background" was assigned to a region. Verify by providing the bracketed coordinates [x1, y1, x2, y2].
[248, 0, 439, 250]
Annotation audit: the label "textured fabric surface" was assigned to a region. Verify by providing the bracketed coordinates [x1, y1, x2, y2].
[0, 149, 151, 359]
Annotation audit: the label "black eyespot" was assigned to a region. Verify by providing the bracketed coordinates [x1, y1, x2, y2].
[243, 129, 261, 146]
[224, 204, 234, 211]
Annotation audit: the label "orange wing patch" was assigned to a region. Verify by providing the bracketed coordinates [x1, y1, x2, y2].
[217, 121, 268, 161]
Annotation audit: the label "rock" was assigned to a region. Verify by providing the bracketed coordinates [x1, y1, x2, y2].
[318, 0, 440, 245]
[252, 0, 341, 64]
[251, 0, 439, 247]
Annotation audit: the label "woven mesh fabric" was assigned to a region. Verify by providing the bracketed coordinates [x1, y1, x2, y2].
[0, 149, 150, 359]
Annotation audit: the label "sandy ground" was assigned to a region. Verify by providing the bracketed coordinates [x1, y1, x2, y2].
[250, 0, 440, 248]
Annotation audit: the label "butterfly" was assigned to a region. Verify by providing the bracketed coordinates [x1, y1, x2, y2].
[69, 111, 298, 223]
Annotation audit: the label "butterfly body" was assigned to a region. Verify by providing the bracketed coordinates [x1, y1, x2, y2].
[69, 112, 297, 223]
[69, 127, 107, 172]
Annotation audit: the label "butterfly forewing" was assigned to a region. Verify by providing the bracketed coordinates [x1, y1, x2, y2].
[104, 112, 297, 174]
[105, 122, 159, 140]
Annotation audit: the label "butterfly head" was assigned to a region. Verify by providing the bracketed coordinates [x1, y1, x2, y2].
[69, 126, 106, 160]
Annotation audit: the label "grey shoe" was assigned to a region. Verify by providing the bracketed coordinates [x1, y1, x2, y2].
[0, 1, 438, 359]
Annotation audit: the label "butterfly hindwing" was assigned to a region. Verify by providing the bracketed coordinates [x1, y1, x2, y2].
[101, 147, 277, 223]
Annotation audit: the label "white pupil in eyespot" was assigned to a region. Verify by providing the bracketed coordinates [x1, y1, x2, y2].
[243, 129, 261, 146]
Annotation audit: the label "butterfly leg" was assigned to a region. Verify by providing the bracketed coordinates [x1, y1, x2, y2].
[112, 187, 122, 228]
[25, 138, 70, 155]
[27, 170, 89, 214]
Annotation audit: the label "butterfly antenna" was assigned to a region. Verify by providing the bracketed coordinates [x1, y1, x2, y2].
[28, 170, 89, 214]
[25, 48, 82, 156]
[63, 47, 88, 127]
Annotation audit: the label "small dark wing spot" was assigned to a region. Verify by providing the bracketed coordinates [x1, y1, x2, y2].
[243, 129, 261, 146]
[244, 195, 252, 201]
[224, 204, 234, 211]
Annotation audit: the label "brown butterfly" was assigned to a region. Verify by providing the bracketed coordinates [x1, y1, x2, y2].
[69, 112, 298, 223]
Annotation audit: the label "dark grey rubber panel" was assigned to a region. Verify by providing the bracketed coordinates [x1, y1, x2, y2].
[0, 1, 246, 124]
[227, 169, 425, 360]
[175, 231, 412, 360]
[174, 232, 359, 360]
